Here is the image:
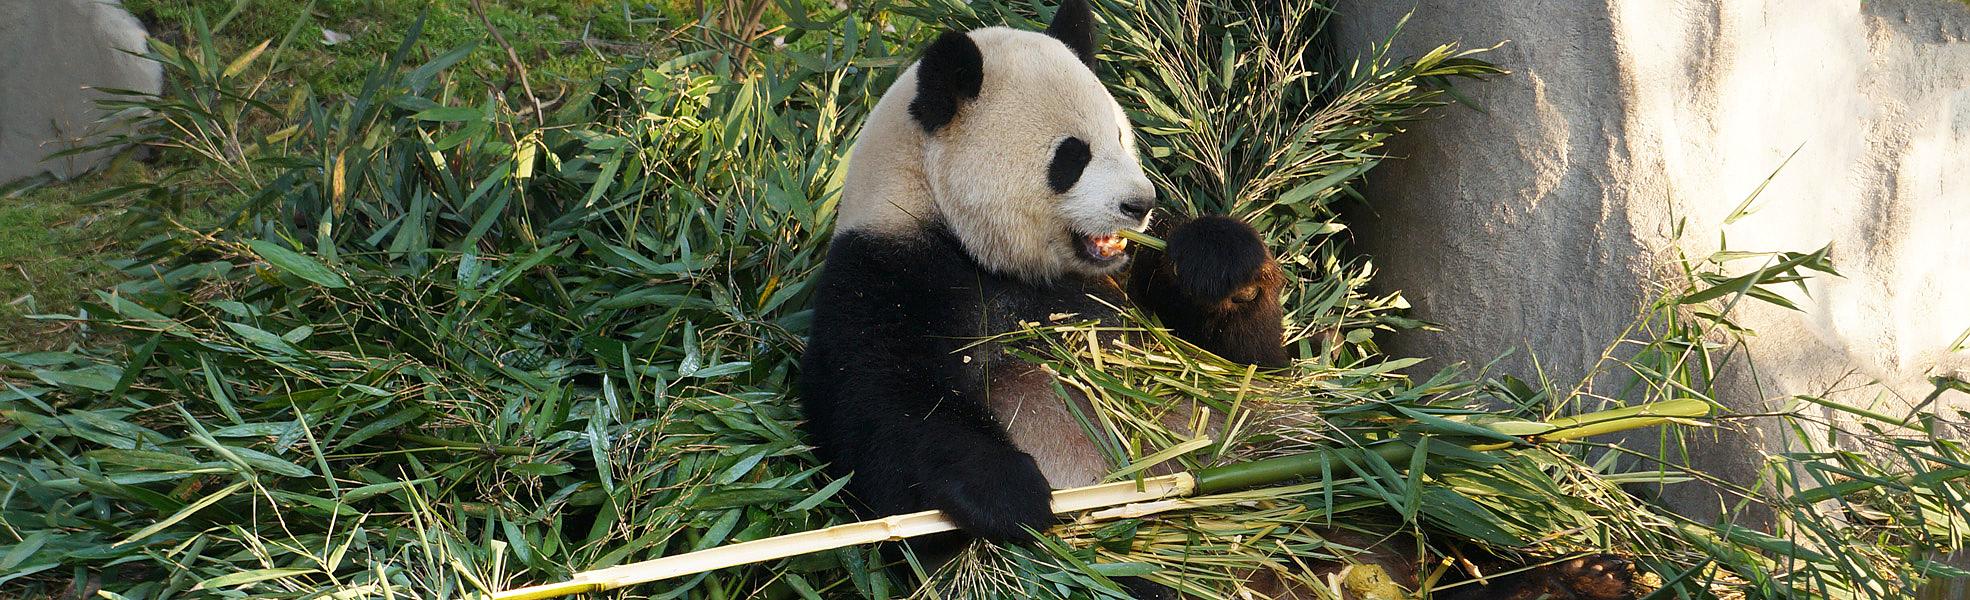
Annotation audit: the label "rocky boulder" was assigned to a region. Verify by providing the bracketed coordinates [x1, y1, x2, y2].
[1333, 0, 1970, 516]
[0, 0, 160, 184]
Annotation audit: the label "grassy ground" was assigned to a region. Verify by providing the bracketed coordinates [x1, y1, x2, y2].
[125, 0, 699, 98]
[0, 193, 108, 348]
[0, 163, 150, 350]
[0, 0, 696, 347]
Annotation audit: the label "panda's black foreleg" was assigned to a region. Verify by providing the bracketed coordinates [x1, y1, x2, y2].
[912, 428, 1058, 542]
[802, 232, 1059, 546]
[807, 352, 1064, 589]
[1127, 215, 1290, 368]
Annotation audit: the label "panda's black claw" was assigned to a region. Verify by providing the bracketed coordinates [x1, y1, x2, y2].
[925, 448, 1056, 542]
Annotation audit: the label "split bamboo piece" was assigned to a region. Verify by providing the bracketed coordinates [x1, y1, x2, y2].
[490, 475, 1197, 600]
[488, 399, 1710, 600]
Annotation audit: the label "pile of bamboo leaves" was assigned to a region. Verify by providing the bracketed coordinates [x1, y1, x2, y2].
[0, 1, 1964, 599]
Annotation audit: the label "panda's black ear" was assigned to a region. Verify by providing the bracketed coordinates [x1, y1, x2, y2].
[1045, 0, 1097, 67]
[909, 30, 984, 134]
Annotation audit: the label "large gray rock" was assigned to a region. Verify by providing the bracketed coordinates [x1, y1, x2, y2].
[1333, 0, 1970, 516]
[0, 0, 160, 183]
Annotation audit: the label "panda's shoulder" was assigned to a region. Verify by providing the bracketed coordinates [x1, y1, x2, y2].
[821, 227, 974, 282]
[812, 226, 986, 320]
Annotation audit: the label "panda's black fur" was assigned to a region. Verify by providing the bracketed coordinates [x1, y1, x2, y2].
[805, 227, 1279, 600]
[799, 2, 1641, 598]
[805, 225, 1102, 542]
[803, 214, 1276, 539]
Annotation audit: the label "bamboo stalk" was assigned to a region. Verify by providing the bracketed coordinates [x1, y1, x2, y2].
[489, 401, 1708, 599]
[1115, 228, 1166, 251]
[1534, 398, 1711, 442]
[1193, 443, 1413, 494]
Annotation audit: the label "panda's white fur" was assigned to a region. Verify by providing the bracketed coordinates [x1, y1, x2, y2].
[837, 26, 1155, 283]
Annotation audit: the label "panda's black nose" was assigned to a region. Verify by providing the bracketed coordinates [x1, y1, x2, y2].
[1118, 198, 1153, 220]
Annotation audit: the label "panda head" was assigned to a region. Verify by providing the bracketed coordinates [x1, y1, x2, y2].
[841, 0, 1157, 282]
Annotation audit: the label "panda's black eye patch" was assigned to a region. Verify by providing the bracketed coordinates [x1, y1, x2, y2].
[1047, 136, 1092, 194]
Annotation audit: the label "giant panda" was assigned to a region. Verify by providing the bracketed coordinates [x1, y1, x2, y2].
[799, 2, 1639, 598]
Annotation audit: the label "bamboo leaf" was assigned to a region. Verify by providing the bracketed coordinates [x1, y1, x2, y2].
[194, 567, 317, 590]
[115, 481, 247, 547]
[246, 240, 347, 289]
[222, 39, 272, 78]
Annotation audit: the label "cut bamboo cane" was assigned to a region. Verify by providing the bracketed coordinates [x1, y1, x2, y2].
[1115, 228, 1166, 251]
[490, 474, 1196, 600]
[489, 401, 1709, 600]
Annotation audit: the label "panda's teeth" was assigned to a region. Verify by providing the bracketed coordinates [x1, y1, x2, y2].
[1088, 234, 1126, 259]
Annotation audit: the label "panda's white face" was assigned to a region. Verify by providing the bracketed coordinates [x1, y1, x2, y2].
[918, 27, 1156, 282]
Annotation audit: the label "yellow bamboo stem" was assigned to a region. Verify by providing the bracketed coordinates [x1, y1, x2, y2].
[1115, 228, 1166, 251]
[489, 474, 1196, 600]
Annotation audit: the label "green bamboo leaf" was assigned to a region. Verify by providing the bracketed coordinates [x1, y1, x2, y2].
[210, 422, 298, 438]
[194, 567, 316, 590]
[94, 291, 194, 337]
[334, 407, 426, 451]
[31, 365, 123, 392]
[1086, 562, 1159, 577]
[404, 41, 479, 90]
[246, 240, 347, 289]
[687, 361, 752, 379]
[198, 355, 244, 425]
[413, 106, 483, 122]
[511, 462, 575, 477]
[788, 474, 853, 512]
[0, 563, 55, 587]
[115, 481, 247, 547]
[340, 479, 430, 503]
[0, 532, 47, 570]
[691, 488, 804, 511]
[1277, 162, 1371, 206]
[223, 322, 297, 354]
[85, 449, 201, 471]
[268, 490, 361, 517]
[228, 446, 315, 478]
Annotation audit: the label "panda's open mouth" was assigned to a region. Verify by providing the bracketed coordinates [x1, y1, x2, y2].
[1075, 231, 1129, 263]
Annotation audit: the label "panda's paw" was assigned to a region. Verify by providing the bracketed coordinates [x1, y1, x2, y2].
[926, 448, 1056, 542]
[1130, 215, 1290, 367]
[1160, 215, 1277, 307]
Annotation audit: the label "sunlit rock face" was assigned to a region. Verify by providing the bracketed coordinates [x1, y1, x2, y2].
[1333, 0, 1970, 517]
[0, 0, 161, 183]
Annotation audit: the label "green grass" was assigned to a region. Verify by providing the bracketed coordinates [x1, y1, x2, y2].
[0, 0, 702, 348]
[0, 167, 146, 350]
[126, 0, 698, 98]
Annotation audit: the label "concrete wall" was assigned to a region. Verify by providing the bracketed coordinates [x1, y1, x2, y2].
[1333, 0, 1970, 515]
[0, 0, 160, 184]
